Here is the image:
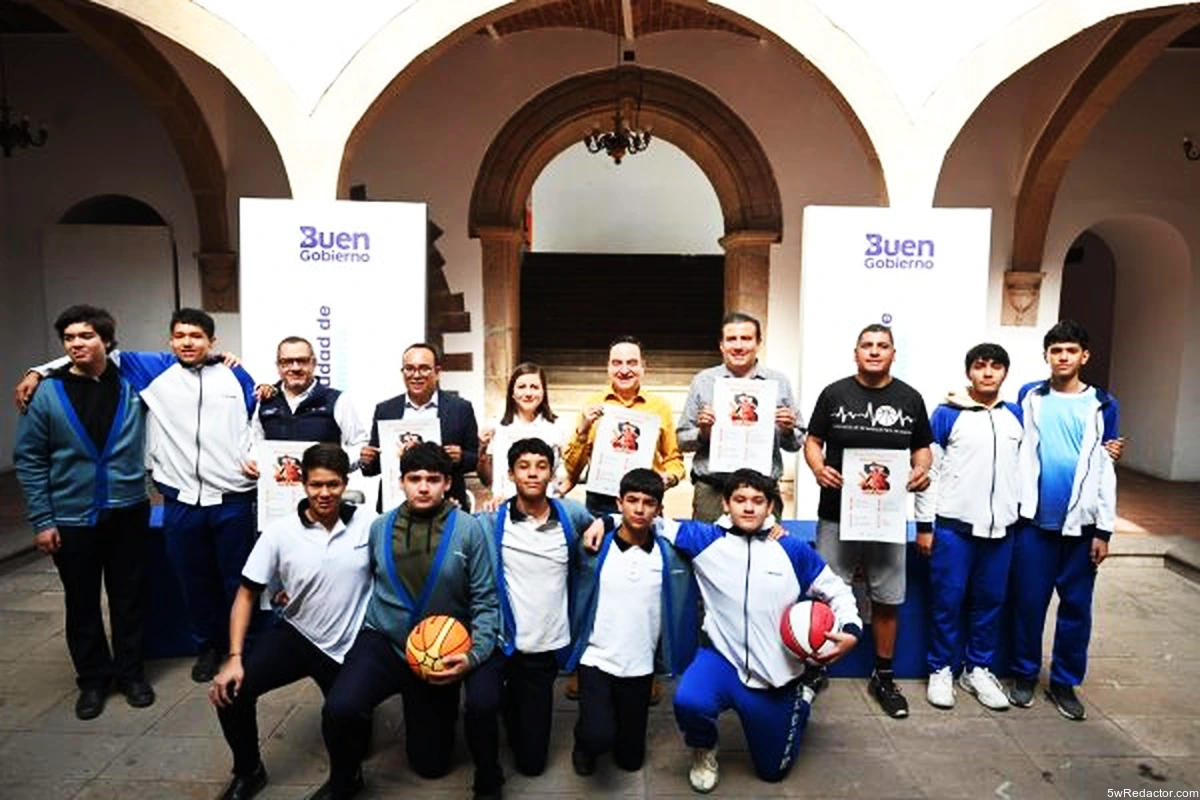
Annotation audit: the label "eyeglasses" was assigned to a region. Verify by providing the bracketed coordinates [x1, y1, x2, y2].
[277, 358, 314, 367]
[402, 364, 436, 376]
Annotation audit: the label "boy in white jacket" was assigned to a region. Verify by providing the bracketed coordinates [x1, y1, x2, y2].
[915, 343, 1022, 711]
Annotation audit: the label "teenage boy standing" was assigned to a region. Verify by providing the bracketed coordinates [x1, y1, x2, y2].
[1008, 320, 1119, 721]
[914, 343, 1022, 711]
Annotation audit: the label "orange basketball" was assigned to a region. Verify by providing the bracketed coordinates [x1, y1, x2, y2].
[405, 614, 472, 680]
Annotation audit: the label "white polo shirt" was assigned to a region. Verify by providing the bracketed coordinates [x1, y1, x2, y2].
[503, 504, 571, 654]
[580, 536, 663, 678]
[242, 501, 377, 662]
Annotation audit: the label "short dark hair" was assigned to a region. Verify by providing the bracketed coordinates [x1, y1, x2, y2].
[619, 468, 664, 504]
[404, 342, 442, 366]
[721, 311, 762, 341]
[507, 437, 555, 471]
[1043, 319, 1089, 351]
[302, 443, 350, 481]
[857, 323, 894, 345]
[609, 334, 643, 352]
[964, 343, 1010, 372]
[277, 336, 314, 358]
[54, 305, 117, 352]
[722, 468, 780, 508]
[171, 307, 215, 339]
[400, 441, 453, 477]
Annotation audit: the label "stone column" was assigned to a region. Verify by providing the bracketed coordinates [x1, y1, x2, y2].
[720, 230, 776, 338]
[477, 226, 524, 419]
[197, 251, 239, 312]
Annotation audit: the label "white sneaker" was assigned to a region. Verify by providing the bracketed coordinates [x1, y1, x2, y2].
[927, 666, 955, 708]
[960, 667, 1010, 710]
[689, 747, 719, 793]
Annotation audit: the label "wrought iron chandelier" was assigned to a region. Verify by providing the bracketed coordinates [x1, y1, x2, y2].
[584, 107, 651, 164]
[0, 33, 47, 158]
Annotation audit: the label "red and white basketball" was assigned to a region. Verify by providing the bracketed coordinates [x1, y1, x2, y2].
[780, 599, 836, 660]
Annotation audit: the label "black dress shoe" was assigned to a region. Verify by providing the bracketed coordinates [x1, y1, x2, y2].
[220, 762, 268, 800]
[192, 648, 222, 683]
[571, 748, 596, 777]
[119, 679, 156, 708]
[75, 687, 107, 720]
[309, 771, 364, 800]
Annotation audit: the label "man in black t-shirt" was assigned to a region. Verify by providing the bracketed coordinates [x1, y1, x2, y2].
[804, 324, 932, 719]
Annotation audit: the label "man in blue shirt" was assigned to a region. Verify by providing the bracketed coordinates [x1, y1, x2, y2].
[1010, 320, 1119, 721]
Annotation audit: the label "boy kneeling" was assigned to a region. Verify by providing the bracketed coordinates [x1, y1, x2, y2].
[667, 469, 860, 792]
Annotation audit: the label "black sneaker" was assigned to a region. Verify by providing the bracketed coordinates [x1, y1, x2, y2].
[1007, 676, 1038, 708]
[868, 672, 909, 718]
[1045, 682, 1086, 721]
[191, 648, 222, 683]
[571, 748, 596, 777]
[800, 665, 829, 695]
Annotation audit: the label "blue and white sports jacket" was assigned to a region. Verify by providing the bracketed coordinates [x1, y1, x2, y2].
[915, 389, 1023, 539]
[1017, 380, 1119, 540]
[38, 351, 257, 505]
[661, 516, 861, 690]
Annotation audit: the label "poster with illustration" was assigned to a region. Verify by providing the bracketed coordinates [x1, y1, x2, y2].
[378, 418, 442, 509]
[710, 377, 778, 474]
[587, 408, 660, 496]
[839, 448, 910, 543]
[257, 440, 318, 530]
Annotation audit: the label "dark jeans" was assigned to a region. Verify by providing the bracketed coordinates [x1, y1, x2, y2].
[574, 664, 654, 771]
[472, 650, 560, 777]
[162, 497, 256, 651]
[217, 621, 341, 776]
[53, 501, 150, 689]
[321, 629, 504, 797]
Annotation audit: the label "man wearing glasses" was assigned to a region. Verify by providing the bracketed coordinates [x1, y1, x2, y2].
[361, 343, 479, 510]
[247, 337, 369, 473]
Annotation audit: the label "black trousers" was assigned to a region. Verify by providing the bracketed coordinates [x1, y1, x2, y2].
[469, 649, 560, 777]
[52, 501, 150, 690]
[574, 664, 654, 771]
[321, 629, 504, 797]
[217, 621, 341, 776]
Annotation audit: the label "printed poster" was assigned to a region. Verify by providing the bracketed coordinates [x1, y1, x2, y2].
[378, 418, 442, 509]
[587, 408, 661, 497]
[257, 440, 317, 530]
[709, 377, 778, 474]
[839, 448, 910, 543]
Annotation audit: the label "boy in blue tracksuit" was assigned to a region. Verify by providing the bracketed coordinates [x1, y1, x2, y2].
[14, 305, 154, 721]
[18, 307, 259, 685]
[568, 468, 698, 777]
[319, 442, 499, 800]
[664, 469, 861, 793]
[1009, 320, 1119, 721]
[473, 438, 595, 785]
[915, 343, 1023, 711]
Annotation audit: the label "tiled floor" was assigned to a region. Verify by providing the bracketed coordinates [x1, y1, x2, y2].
[1, 553, 1198, 798]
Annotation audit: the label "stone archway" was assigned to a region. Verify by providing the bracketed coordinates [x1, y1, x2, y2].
[36, 0, 237, 310]
[468, 66, 783, 410]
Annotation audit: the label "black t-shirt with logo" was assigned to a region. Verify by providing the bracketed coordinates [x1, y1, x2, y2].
[808, 376, 933, 522]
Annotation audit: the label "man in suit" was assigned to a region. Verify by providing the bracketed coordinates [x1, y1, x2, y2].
[361, 343, 479, 509]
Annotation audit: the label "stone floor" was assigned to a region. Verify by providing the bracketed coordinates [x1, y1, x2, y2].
[1, 547, 1199, 799]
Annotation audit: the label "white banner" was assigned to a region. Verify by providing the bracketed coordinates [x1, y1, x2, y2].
[796, 206, 991, 521]
[240, 198, 427, 498]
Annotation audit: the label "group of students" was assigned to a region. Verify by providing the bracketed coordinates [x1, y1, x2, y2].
[11, 303, 1120, 800]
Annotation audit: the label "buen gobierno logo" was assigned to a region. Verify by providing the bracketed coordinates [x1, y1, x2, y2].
[299, 225, 371, 262]
[863, 233, 934, 270]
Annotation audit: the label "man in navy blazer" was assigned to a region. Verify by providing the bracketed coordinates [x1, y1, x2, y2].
[361, 342, 479, 509]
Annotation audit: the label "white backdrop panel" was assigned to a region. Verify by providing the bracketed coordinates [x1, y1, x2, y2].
[239, 198, 427, 427]
[796, 205, 992, 521]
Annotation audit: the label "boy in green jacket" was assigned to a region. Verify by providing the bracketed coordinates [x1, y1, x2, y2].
[317, 442, 500, 800]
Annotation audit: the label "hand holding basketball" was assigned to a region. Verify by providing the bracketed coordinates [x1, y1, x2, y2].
[406, 614, 473, 681]
[811, 629, 857, 665]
